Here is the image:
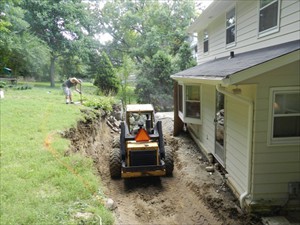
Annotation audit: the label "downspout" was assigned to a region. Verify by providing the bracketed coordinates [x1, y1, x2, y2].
[216, 84, 254, 211]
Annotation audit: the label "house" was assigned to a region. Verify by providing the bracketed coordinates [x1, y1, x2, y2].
[171, 0, 300, 213]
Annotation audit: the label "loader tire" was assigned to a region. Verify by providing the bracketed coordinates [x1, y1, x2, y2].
[112, 135, 120, 148]
[109, 148, 121, 179]
[164, 146, 174, 176]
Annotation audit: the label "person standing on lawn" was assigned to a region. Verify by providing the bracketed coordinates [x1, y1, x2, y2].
[62, 77, 82, 104]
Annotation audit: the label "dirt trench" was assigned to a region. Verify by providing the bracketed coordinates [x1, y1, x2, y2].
[64, 109, 262, 225]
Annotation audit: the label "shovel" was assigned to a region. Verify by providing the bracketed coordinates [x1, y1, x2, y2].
[80, 83, 83, 104]
[74, 84, 83, 105]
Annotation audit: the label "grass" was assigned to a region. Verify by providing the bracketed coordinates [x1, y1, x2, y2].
[0, 85, 114, 224]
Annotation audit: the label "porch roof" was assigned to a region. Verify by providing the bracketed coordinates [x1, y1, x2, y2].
[171, 40, 300, 85]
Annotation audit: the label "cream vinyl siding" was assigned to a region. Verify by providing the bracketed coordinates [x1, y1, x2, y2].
[189, 84, 216, 154]
[200, 85, 216, 152]
[196, 0, 300, 64]
[244, 61, 300, 202]
[225, 97, 249, 195]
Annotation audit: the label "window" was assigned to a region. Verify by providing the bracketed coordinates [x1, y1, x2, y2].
[226, 7, 236, 45]
[259, 0, 280, 34]
[194, 45, 198, 60]
[269, 87, 300, 145]
[186, 85, 201, 119]
[203, 31, 208, 53]
[178, 84, 183, 113]
[177, 84, 202, 124]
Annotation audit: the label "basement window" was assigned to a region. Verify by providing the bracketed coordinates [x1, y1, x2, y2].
[178, 84, 202, 125]
[269, 87, 300, 145]
[186, 85, 201, 119]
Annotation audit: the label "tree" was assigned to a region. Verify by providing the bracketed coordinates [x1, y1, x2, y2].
[92, 51, 120, 96]
[22, 0, 95, 86]
[0, 1, 50, 78]
[0, 0, 22, 32]
[175, 41, 197, 72]
[95, 0, 197, 108]
[135, 50, 174, 111]
[117, 55, 135, 107]
[97, 0, 196, 64]
[6, 32, 50, 78]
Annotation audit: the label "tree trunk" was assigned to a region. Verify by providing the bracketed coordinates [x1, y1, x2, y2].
[49, 54, 56, 87]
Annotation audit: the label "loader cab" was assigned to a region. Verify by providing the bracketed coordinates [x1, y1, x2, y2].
[125, 104, 155, 134]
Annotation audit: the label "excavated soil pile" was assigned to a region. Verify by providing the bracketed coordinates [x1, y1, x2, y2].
[63, 108, 262, 225]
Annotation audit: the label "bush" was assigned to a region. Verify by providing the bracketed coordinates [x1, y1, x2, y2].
[83, 96, 115, 112]
[14, 84, 33, 90]
[0, 81, 6, 88]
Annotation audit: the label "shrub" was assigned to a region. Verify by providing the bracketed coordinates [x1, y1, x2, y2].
[14, 84, 33, 90]
[83, 96, 115, 112]
[0, 81, 6, 88]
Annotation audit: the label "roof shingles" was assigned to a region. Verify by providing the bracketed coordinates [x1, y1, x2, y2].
[171, 40, 300, 79]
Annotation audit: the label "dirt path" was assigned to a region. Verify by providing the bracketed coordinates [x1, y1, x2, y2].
[93, 114, 261, 225]
[67, 110, 261, 225]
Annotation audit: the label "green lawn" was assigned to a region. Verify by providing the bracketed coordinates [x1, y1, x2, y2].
[0, 86, 113, 224]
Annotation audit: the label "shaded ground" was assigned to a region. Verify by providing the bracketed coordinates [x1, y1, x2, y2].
[65, 109, 262, 225]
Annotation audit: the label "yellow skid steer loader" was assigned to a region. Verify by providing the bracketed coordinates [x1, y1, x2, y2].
[109, 104, 174, 178]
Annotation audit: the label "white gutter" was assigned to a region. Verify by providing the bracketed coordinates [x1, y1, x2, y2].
[216, 84, 254, 211]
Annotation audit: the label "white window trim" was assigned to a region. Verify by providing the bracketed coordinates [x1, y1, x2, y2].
[225, 6, 236, 48]
[178, 83, 202, 125]
[268, 86, 300, 146]
[178, 84, 183, 120]
[203, 30, 209, 54]
[258, 0, 281, 38]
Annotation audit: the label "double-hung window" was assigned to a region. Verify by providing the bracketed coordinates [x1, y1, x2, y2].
[178, 84, 202, 124]
[203, 31, 209, 53]
[259, 0, 280, 36]
[269, 87, 300, 145]
[186, 85, 201, 119]
[226, 7, 236, 45]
